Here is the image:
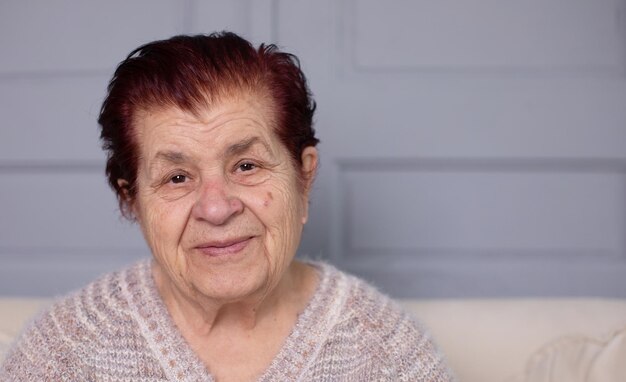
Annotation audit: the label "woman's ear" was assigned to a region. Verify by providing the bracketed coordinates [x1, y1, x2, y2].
[116, 178, 131, 201]
[301, 146, 318, 194]
[299, 146, 318, 224]
[116, 179, 137, 220]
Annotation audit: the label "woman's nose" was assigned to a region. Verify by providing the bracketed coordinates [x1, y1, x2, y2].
[192, 180, 243, 225]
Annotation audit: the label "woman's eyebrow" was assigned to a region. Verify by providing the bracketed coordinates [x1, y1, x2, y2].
[147, 151, 190, 180]
[224, 136, 272, 157]
[153, 150, 189, 164]
[149, 137, 272, 169]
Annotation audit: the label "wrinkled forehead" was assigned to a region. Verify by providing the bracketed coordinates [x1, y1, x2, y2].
[131, 92, 283, 159]
[132, 87, 277, 134]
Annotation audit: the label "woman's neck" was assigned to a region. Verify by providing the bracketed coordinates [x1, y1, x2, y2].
[152, 260, 318, 337]
[152, 260, 320, 381]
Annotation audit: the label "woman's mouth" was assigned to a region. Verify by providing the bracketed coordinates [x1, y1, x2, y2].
[195, 237, 253, 257]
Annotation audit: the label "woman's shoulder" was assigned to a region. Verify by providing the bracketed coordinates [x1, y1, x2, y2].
[311, 261, 415, 326]
[0, 260, 155, 380]
[25, 259, 152, 334]
[308, 261, 455, 381]
[37, 259, 149, 319]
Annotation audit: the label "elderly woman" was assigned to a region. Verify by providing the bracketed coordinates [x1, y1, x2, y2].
[1, 32, 453, 381]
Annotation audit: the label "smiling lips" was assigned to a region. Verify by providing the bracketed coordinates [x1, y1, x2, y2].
[195, 237, 254, 257]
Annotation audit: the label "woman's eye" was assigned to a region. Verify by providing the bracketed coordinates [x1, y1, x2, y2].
[170, 174, 187, 184]
[238, 162, 257, 172]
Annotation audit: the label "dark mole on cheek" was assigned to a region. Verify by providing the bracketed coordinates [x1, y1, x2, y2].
[264, 191, 273, 207]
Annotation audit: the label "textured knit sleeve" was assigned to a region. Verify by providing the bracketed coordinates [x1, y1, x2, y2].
[0, 302, 86, 381]
[347, 279, 456, 382]
[380, 305, 454, 382]
[1, 267, 173, 382]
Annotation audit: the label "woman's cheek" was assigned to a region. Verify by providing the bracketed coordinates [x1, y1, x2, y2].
[274, 185, 304, 240]
[144, 199, 180, 246]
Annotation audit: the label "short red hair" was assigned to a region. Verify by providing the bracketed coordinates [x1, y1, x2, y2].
[98, 32, 319, 217]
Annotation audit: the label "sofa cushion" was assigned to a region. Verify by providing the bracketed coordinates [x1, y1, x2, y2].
[514, 327, 626, 382]
[402, 298, 626, 382]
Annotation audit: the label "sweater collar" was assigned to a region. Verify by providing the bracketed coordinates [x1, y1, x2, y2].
[123, 259, 346, 382]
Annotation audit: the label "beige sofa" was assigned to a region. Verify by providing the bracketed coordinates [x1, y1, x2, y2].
[1, 298, 625, 381]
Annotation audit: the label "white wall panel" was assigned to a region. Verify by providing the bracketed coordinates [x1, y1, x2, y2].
[274, 0, 335, 76]
[326, 79, 626, 159]
[0, 0, 186, 73]
[248, 0, 276, 44]
[339, 161, 625, 259]
[350, 261, 626, 298]
[191, 0, 251, 37]
[0, 172, 148, 295]
[352, 0, 626, 73]
[0, 173, 145, 250]
[0, 76, 108, 161]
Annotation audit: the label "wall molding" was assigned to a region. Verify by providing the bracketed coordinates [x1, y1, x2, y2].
[342, 0, 626, 77]
[0, 161, 104, 174]
[333, 156, 626, 263]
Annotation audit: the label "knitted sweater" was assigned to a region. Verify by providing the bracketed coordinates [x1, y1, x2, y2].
[1, 260, 454, 381]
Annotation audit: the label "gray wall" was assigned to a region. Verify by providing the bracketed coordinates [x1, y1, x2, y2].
[2, 0, 626, 298]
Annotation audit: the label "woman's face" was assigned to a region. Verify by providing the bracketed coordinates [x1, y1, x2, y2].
[130, 94, 316, 303]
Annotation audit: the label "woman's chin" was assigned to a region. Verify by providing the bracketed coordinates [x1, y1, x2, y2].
[184, 254, 272, 303]
[191, 277, 269, 305]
